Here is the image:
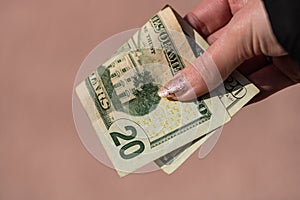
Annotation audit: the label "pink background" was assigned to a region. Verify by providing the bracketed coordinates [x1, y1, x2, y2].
[1, 0, 300, 199]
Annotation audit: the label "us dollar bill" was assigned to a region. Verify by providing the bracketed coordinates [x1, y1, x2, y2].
[155, 71, 260, 174]
[154, 7, 260, 174]
[76, 6, 231, 176]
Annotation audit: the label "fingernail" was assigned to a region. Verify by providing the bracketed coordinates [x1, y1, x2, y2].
[157, 74, 188, 98]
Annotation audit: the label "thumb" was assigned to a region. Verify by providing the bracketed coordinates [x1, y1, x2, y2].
[157, 24, 247, 101]
[157, 0, 281, 101]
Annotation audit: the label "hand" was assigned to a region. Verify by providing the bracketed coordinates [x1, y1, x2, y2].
[158, 0, 300, 102]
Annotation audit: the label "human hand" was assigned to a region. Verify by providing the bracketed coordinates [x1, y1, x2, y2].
[158, 0, 300, 102]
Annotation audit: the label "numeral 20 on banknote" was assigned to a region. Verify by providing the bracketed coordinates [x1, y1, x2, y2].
[108, 119, 149, 160]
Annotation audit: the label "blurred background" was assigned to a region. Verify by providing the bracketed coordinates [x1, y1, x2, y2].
[1, 0, 300, 199]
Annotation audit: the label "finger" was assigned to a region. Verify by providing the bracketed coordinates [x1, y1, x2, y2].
[246, 64, 295, 104]
[158, 52, 224, 101]
[207, 22, 271, 76]
[157, 65, 206, 101]
[158, 0, 271, 101]
[184, 0, 232, 37]
[206, 25, 228, 44]
[158, 15, 253, 100]
[164, 64, 209, 101]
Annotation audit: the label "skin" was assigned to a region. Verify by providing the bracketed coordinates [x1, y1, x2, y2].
[163, 0, 300, 102]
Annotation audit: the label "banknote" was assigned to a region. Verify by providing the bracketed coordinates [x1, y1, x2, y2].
[154, 7, 260, 174]
[76, 6, 231, 176]
[156, 71, 260, 174]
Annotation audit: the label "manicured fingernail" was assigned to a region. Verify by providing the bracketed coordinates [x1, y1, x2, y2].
[157, 74, 188, 98]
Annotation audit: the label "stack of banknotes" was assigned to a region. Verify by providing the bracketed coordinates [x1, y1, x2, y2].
[76, 5, 259, 176]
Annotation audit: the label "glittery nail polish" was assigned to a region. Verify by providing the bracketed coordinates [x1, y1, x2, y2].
[157, 74, 189, 98]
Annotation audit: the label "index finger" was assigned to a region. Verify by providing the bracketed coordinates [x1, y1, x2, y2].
[184, 0, 232, 37]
